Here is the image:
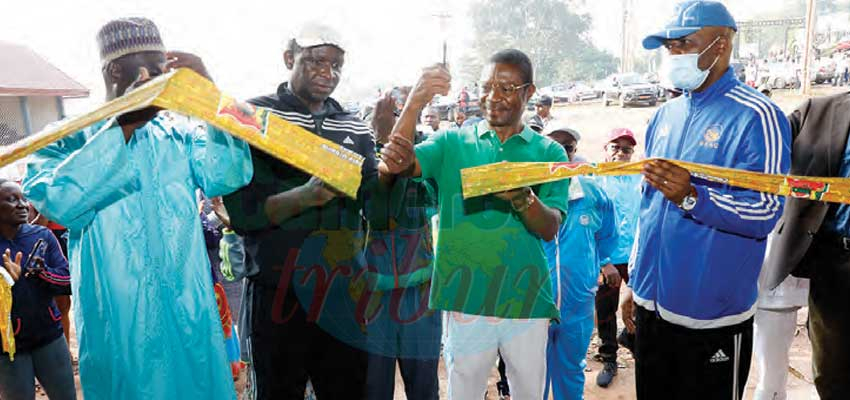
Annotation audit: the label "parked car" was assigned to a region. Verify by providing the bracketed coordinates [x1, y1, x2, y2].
[539, 83, 574, 103]
[640, 72, 669, 102]
[760, 62, 801, 89]
[566, 82, 600, 102]
[592, 80, 607, 97]
[602, 73, 658, 107]
[814, 58, 837, 84]
[430, 95, 456, 121]
[655, 85, 670, 102]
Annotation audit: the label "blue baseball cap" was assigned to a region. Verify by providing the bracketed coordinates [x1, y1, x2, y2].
[642, 1, 737, 50]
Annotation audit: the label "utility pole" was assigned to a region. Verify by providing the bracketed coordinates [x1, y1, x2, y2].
[801, 0, 816, 95]
[621, 0, 630, 72]
[620, 0, 637, 72]
[621, 0, 627, 72]
[432, 12, 452, 67]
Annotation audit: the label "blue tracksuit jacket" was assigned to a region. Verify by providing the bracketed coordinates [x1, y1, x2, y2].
[630, 68, 791, 329]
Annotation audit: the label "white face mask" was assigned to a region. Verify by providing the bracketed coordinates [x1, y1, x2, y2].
[660, 36, 721, 91]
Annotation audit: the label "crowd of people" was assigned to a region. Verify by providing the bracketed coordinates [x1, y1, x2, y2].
[2, 1, 850, 400]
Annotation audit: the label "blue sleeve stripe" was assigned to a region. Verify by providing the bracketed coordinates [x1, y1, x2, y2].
[709, 88, 784, 219]
[730, 87, 785, 175]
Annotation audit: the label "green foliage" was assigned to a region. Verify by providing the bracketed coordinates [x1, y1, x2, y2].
[464, 0, 618, 86]
[559, 46, 620, 81]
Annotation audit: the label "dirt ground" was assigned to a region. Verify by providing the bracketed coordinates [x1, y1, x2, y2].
[40, 85, 847, 399]
[48, 290, 816, 400]
[470, 302, 816, 400]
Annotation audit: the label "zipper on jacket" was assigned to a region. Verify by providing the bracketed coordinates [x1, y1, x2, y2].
[655, 97, 696, 313]
[313, 115, 325, 137]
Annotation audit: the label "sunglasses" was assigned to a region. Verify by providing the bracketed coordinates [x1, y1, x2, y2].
[563, 144, 576, 153]
[606, 144, 635, 155]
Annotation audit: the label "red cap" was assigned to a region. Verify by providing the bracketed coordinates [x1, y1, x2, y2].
[607, 128, 637, 146]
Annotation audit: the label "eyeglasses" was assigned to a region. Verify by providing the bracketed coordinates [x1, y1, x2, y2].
[607, 144, 635, 154]
[481, 82, 531, 97]
[563, 144, 576, 153]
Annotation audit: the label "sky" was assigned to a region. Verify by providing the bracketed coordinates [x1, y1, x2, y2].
[2, 0, 843, 114]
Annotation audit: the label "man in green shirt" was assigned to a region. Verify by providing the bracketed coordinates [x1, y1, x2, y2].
[379, 49, 569, 400]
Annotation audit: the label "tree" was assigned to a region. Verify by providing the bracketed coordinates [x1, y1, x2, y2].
[463, 0, 617, 86]
[456, 52, 485, 87]
[559, 46, 620, 81]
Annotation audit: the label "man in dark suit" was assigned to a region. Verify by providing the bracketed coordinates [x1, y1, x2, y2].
[761, 92, 850, 400]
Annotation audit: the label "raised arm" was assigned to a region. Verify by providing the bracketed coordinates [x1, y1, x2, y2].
[23, 122, 140, 230]
[378, 65, 451, 179]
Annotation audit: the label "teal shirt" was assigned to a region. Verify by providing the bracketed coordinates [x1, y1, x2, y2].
[415, 121, 569, 319]
[23, 114, 253, 399]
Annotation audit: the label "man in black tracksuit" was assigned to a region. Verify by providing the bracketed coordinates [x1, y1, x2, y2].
[224, 23, 380, 399]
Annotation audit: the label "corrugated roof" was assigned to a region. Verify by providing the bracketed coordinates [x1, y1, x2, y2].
[0, 41, 89, 97]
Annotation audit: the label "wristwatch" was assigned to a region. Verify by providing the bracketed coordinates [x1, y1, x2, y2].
[678, 186, 698, 212]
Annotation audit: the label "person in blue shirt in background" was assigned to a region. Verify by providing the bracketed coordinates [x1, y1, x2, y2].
[593, 128, 642, 388]
[542, 124, 618, 400]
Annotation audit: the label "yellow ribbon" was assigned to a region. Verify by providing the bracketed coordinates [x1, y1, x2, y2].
[0, 272, 13, 361]
[0, 68, 365, 198]
[461, 159, 850, 204]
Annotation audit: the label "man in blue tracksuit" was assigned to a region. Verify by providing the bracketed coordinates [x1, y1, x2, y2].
[593, 128, 642, 388]
[621, 2, 791, 399]
[542, 125, 618, 400]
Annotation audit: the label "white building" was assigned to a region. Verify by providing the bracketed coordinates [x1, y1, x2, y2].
[0, 41, 88, 179]
[0, 41, 88, 145]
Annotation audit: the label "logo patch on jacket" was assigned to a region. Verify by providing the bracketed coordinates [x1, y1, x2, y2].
[343, 136, 355, 145]
[700, 124, 722, 149]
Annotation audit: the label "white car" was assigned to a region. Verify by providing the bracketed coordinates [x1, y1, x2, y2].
[760, 63, 801, 89]
[566, 83, 600, 102]
[539, 83, 574, 103]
